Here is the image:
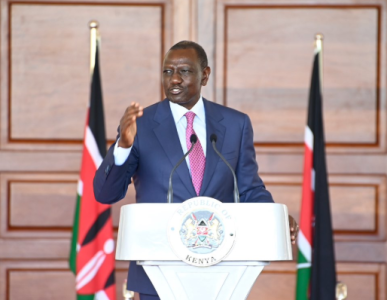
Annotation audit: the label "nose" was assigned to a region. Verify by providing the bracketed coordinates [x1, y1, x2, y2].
[171, 71, 182, 84]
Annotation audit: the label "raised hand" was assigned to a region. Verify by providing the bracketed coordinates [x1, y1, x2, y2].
[118, 102, 143, 148]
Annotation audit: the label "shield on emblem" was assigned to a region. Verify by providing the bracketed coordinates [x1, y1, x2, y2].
[197, 219, 208, 242]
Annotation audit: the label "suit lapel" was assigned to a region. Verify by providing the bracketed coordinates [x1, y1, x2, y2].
[153, 100, 196, 197]
[200, 99, 226, 196]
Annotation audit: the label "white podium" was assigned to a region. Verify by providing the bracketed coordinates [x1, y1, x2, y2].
[116, 197, 292, 300]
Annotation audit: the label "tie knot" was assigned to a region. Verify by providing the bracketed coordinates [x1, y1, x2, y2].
[185, 111, 196, 126]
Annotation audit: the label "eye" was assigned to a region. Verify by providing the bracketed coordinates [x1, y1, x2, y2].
[180, 69, 191, 74]
[163, 69, 172, 75]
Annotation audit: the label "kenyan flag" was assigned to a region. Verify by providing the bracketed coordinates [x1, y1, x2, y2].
[69, 42, 116, 300]
[295, 43, 336, 299]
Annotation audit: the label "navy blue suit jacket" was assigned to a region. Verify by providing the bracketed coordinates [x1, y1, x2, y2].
[93, 98, 273, 295]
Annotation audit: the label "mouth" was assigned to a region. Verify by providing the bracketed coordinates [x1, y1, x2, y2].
[169, 87, 183, 95]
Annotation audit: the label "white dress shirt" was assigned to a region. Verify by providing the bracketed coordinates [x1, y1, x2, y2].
[113, 97, 207, 171]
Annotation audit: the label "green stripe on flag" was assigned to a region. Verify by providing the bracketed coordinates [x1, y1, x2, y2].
[296, 249, 311, 300]
[296, 264, 311, 300]
[77, 294, 95, 300]
[69, 194, 81, 274]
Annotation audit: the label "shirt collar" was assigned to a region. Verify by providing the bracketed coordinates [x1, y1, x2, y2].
[169, 96, 205, 124]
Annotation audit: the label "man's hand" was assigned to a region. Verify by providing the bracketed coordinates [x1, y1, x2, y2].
[289, 215, 299, 244]
[118, 102, 143, 148]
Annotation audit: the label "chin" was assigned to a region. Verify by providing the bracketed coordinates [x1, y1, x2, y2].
[169, 98, 188, 105]
[167, 95, 198, 109]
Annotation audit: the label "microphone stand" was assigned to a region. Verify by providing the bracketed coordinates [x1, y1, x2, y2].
[210, 134, 240, 203]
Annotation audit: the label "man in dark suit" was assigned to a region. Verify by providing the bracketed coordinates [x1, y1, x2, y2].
[94, 41, 297, 300]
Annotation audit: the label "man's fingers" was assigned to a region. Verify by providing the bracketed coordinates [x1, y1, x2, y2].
[121, 106, 143, 127]
[288, 215, 299, 245]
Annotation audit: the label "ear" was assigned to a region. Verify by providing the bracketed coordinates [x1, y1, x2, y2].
[201, 66, 211, 86]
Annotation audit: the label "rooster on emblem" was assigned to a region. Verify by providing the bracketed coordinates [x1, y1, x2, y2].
[181, 213, 223, 249]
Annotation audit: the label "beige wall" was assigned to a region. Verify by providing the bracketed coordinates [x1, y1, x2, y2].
[0, 0, 386, 299]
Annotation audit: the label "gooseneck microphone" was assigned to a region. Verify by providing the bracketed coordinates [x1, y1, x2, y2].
[210, 134, 240, 203]
[167, 134, 198, 203]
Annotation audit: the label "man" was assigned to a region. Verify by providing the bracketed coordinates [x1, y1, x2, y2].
[94, 41, 298, 300]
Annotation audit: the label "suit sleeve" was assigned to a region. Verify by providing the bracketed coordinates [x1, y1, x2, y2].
[93, 133, 139, 204]
[236, 114, 274, 203]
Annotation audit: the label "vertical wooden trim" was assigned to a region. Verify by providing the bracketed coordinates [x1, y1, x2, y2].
[223, 5, 228, 107]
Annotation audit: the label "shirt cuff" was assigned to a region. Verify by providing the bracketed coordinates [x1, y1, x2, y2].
[113, 138, 132, 166]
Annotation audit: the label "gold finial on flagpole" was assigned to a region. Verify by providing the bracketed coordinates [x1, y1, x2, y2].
[123, 279, 135, 300]
[336, 281, 348, 300]
[314, 33, 324, 91]
[89, 20, 99, 75]
[315, 33, 323, 52]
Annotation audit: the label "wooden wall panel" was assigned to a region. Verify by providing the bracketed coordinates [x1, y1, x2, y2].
[7, 269, 136, 300]
[0, 260, 134, 300]
[245, 262, 385, 300]
[219, 6, 379, 147]
[264, 174, 385, 238]
[0, 172, 137, 235]
[330, 184, 377, 232]
[9, 181, 77, 228]
[0, 173, 77, 238]
[9, 3, 164, 144]
[249, 271, 295, 299]
[8, 269, 76, 300]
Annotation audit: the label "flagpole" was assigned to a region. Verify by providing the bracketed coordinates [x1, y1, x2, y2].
[314, 33, 323, 91]
[89, 20, 99, 75]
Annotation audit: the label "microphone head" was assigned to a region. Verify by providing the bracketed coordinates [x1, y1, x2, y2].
[210, 134, 217, 143]
[190, 134, 198, 144]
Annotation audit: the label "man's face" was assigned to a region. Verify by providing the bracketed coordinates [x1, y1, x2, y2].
[162, 48, 210, 110]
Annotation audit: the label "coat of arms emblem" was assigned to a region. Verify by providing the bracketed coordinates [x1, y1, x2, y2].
[180, 211, 224, 254]
[168, 197, 236, 267]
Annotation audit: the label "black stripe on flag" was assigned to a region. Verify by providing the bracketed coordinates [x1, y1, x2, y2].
[309, 52, 337, 299]
[104, 269, 115, 289]
[89, 44, 107, 158]
[81, 207, 111, 246]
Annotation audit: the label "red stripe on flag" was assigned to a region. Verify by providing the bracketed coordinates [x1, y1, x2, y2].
[77, 216, 115, 294]
[76, 124, 115, 297]
[78, 131, 110, 243]
[300, 143, 314, 245]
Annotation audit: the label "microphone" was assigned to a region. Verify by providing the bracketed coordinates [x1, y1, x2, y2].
[167, 134, 198, 203]
[210, 134, 240, 203]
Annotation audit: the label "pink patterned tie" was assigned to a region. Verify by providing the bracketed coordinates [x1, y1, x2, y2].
[185, 112, 206, 196]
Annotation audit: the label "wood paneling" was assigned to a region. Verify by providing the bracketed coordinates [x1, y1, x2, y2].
[7, 269, 137, 300]
[8, 180, 77, 229]
[8, 269, 76, 300]
[0, 260, 132, 300]
[330, 184, 377, 233]
[247, 262, 384, 300]
[2, 261, 383, 300]
[263, 174, 386, 238]
[0, 173, 77, 238]
[217, 5, 382, 149]
[0, 172, 136, 237]
[9, 2, 164, 144]
[0, 0, 386, 299]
